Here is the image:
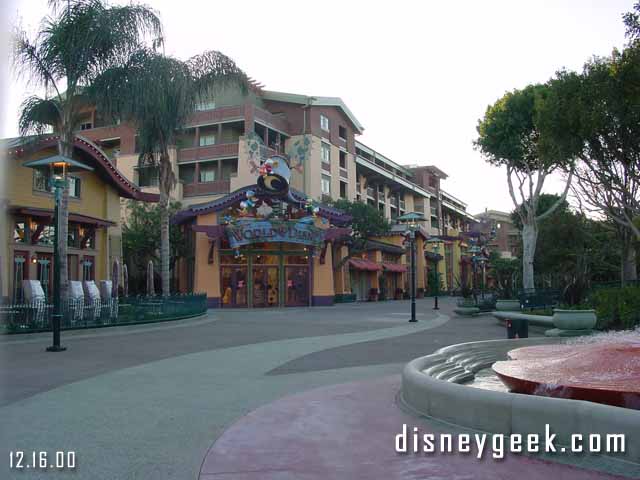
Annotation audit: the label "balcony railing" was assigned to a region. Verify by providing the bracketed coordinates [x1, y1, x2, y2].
[177, 143, 239, 163]
[186, 105, 244, 128]
[183, 180, 230, 197]
[254, 106, 290, 133]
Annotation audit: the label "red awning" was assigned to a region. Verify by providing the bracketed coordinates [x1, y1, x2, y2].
[349, 258, 382, 271]
[382, 262, 407, 273]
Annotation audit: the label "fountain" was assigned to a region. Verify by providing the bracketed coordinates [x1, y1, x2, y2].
[493, 330, 640, 409]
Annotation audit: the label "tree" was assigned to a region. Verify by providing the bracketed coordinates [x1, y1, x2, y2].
[475, 83, 575, 291]
[511, 194, 621, 299]
[546, 8, 640, 282]
[122, 201, 187, 294]
[12, 0, 163, 297]
[89, 49, 247, 295]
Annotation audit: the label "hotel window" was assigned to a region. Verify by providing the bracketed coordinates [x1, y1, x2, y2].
[33, 168, 51, 193]
[339, 150, 347, 169]
[199, 162, 217, 182]
[338, 125, 347, 141]
[320, 114, 329, 132]
[68, 176, 81, 198]
[339, 181, 347, 199]
[179, 164, 196, 184]
[199, 134, 216, 146]
[321, 174, 331, 195]
[321, 143, 331, 164]
[80, 122, 93, 130]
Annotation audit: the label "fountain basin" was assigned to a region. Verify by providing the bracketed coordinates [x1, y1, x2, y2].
[493, 342, 640, 410]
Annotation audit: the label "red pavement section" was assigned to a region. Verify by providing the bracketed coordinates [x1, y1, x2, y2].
[199, 376, 623, 480]
[493, 343, 640, 409]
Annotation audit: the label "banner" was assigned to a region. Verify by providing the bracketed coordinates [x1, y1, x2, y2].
[226, 219, 324, 249]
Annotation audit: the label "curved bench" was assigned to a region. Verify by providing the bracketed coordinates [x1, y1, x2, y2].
[493, 311, 553, 327]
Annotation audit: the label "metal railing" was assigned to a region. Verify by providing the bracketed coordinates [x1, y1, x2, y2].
[1, 294, 207, 334]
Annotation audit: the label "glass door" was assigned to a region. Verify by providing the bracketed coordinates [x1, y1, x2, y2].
[285, 266, 308, 306]
[251, 266, 279, 308]
[221, 266, 248, 308]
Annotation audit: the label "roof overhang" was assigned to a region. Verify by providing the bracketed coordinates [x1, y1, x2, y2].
[261, 90, 364, 134]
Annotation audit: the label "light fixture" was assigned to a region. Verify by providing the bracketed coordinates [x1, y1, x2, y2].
[31, 255, 38, 264]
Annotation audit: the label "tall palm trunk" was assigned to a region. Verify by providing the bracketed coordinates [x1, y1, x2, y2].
[57, 135, 72, 298]
[159, 151, 172, 296]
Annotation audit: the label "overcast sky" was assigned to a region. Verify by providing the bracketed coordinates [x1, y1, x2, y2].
[2, 0, 634, 214]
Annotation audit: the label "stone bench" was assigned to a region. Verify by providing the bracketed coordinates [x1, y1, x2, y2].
[492, 311, 554, 327]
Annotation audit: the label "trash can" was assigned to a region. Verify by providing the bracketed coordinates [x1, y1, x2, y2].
[506, 318, 528, 339]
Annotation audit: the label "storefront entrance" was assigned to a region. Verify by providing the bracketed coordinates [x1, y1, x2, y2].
[220, 244, 310, 308]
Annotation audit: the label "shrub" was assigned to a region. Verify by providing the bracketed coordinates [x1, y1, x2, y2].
[588, 287, 640, 330]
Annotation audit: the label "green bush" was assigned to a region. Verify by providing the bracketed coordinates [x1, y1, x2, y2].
[588, 287, 640, 330]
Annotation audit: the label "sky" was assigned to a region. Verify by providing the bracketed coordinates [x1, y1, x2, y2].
[1, 0, 634, 214]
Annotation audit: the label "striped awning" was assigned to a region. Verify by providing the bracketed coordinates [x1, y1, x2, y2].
[348, 258, 382, 271]
[382, 262, 407, 273]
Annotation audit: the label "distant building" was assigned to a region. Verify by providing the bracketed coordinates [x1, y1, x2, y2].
[474, 210, 519, 259]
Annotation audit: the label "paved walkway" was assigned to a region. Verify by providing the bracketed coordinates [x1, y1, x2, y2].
[1, 298, 633, 479]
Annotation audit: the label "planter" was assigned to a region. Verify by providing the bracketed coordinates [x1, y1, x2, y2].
[496, 299, 521, 311]
[546, 309, 597, 337]
[454, 306, 480, 317]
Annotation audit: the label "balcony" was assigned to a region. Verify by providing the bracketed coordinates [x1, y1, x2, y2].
[254, 106, 289, 133]
[186, 105, 244, 128]
[134, 165, 159, 187]
[177, 143, 239, 163]
[366, 187, 375, 198]
[183, 180, 230, 197]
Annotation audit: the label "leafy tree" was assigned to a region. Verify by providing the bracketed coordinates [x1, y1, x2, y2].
[12, 0, 163, 297]
[545, 7, 640, 281]
[331, 199, 390, 241]
[122, 201, 187, 294]
[488, 252, 519, 299]
[89, 49, 247, 295]
[475, 83, 575, 291]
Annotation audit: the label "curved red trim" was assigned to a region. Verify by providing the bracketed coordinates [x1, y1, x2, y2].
[17, 135, 158, 202]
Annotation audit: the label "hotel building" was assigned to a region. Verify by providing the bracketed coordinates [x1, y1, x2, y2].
[5, 81, 477, 307]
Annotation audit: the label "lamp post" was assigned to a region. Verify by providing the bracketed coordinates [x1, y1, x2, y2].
[24, 155, 93, 352]
[426, 238, 441, 310]
[397, 212, 425, 323]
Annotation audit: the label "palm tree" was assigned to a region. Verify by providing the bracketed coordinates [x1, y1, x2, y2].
[12, 0, 163, 298]
[89, 49, 247, 295]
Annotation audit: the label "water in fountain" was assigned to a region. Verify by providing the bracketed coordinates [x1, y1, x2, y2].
[492, 327, 640, 409]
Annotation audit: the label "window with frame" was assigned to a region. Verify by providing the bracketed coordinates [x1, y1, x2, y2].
[80, 122, 93, 130]
[13, 218, 28, 243]
[321, 143, 331, 164]
[338, 125, 347, 141]
[199, 162, 217, 182]
[320, 114, 329, 132]
[33, 168, 51, 193]
[68, 176, 81, 198]
[199, 134, 216, 146]
[339, 150, 347, 169]
[339, 181, 347, 199]
[321, 174, 331, 195]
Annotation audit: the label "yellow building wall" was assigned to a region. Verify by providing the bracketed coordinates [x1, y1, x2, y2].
[193, 212, 220, 301]
[4, 147, 125, 296]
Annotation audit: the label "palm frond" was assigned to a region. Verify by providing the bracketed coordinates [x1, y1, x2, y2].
[187, 50, 249, 101]
[18, 96, 61, 136]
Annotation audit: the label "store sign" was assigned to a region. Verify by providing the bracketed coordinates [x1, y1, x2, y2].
[226, 220, 324, 249]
